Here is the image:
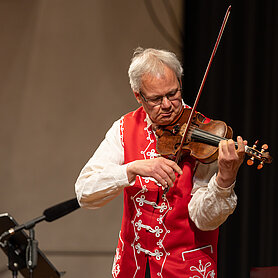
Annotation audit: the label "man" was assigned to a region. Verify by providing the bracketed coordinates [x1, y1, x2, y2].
[75, 47, 246, 278]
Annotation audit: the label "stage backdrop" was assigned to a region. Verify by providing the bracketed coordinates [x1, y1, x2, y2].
[183, 1, 278, 277]
[0, 0, 183, 277]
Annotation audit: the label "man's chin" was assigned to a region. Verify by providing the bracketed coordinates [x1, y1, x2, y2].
[156, 116, 174, 126]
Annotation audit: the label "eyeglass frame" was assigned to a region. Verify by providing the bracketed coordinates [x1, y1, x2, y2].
[138, 78, 183, 107]
[139, 86, 182, 107]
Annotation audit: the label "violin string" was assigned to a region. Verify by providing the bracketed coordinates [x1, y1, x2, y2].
[189, 127, 256, 154]
[186, 126, 272, 164]
[189, 127, 237, 146]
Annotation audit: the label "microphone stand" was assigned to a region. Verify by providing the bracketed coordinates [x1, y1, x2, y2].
[26, 227, 38, 278]
[1, 216, 45, 278]
[5, 240, 23, 278]
[0, 198, 79, 277]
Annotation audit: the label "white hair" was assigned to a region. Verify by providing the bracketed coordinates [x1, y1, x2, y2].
[128, 47, 183, 91]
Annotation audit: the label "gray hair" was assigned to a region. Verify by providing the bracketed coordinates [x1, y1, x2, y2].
[128, 47, 183, 92]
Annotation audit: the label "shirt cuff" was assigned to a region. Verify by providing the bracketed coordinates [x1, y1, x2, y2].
[208, 173, 236, 197]
[125, 162, 136, 186]
[115, 163, 131, 187]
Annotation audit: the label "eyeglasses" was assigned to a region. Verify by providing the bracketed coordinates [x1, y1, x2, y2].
[139, 88, 182, 107]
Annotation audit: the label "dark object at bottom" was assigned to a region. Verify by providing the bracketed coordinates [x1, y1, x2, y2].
[0, 213, 62, 278]
[250, 266, 278, 278]
[145, 257, 151, 278]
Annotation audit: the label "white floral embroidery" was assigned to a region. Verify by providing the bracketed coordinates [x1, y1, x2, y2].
[112, 232, 124, 277]
[135, 220, 163, 237]
[155, 202, 168, 213]
[119, 117, 124, 147]
[136, 195, 146, 206]
[135, 195, 168, 212]
[129, 116, 172, 278]
[146, 148, 159, 159]
[157, 215, 163, 224]
[112, 248, 121, 277]
[189, 260, 215, 278]
[157, 239, 163, 248]
[141, 126, 156, 160]
[135, 243, 163, 260]
[141, 177, 151, 183]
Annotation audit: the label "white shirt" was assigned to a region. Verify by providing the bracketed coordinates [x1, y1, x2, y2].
[75, 114, 237, 231]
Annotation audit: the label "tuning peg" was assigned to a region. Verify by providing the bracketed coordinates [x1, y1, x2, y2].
[256, 144, 268, 169]
[257, 161, 264, 170]
[247, 140, 259, 166]
[261, 144, 268, 151]
[247, 157, 254, 166]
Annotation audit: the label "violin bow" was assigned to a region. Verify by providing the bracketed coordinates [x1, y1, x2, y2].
[175, 5, 231, 163]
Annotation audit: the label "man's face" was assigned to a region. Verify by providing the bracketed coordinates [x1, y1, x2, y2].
[134, 65, 183, 126]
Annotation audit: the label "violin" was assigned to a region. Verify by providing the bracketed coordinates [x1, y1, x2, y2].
[154, 6, 272, 170]
[154, 107, 272, 169]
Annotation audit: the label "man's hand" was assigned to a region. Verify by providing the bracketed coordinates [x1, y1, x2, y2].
[127, 157, 183, 188]
[216, 136, 247, 188]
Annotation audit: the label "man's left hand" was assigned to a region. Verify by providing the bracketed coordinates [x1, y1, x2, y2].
[216, 136, 246, 188]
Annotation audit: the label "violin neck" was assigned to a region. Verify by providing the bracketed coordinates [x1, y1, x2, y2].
[190, 127, 272, 165]
[191, 128, 244, 151]
[191, 128, 227, 147]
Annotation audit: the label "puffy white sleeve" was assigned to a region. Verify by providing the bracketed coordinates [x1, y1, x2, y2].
[188, 161, 237, 231]
[75, 118, 130, 209]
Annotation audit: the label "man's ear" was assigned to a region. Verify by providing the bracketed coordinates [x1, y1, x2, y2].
[178, 78, 182, 89]
[134, 91, 142, 104]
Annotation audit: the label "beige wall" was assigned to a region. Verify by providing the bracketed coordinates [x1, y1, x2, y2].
[0, 1, 183, 277]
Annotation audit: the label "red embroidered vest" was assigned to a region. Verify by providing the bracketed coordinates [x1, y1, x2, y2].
[112, 107, 219, 278]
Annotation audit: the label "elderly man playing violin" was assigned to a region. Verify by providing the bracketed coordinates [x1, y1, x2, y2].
[75, 47, 246, 278]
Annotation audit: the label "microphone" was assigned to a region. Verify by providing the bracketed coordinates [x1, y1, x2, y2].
[43, 198, 80, 222]
[0, 198, 80, 243]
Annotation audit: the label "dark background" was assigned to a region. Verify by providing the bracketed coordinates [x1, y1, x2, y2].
[183, 1, 278, 277]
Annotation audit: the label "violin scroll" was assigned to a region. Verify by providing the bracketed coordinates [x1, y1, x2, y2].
[246, 140, 272, 169]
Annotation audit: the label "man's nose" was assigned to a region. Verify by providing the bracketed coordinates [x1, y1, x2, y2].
[161, 96, 171, 108]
